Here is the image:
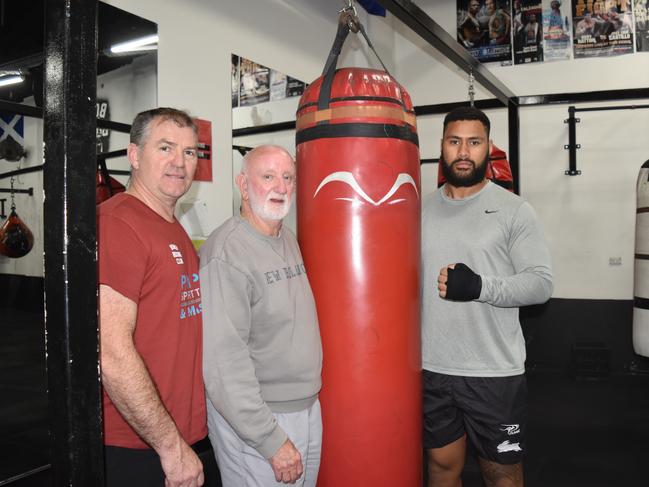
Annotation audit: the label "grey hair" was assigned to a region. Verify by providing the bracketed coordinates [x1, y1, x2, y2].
[130, 107, 198, 147]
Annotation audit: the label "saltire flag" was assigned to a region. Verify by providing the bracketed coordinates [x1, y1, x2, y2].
[357, 0, 386, 17]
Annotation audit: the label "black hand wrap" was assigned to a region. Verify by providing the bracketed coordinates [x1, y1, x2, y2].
[445, 263, 482, 301]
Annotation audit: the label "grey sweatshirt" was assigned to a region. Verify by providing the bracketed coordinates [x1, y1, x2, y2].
[422, 182, 553, 377]
[199, 215, 322, 459]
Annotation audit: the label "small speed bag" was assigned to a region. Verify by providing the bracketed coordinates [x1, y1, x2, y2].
[437, 143, 514, 191]
[0, 210, 34, 258]
[296, 67, 422, 487]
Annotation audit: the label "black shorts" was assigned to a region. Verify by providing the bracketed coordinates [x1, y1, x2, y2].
[105, 436, 220, 487]
[422, 369, 527, 464]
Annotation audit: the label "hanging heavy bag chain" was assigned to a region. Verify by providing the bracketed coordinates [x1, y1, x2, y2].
[10, 176, 16, 212]
[468, 69, 476, 107]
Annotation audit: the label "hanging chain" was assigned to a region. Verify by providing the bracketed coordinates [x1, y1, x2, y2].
[337, 0, 391, 75]
[10, 176, 16, 211]
[468, 69, 475, 107]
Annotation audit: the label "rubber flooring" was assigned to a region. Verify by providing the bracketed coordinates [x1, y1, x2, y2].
[2, 306, 649, 486]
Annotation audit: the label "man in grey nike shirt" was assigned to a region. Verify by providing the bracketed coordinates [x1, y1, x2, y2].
[200, 145, 322, 486]
[422, 107, 553, 487]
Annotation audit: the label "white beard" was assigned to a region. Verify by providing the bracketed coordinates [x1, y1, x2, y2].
[249, 190, 292, 221]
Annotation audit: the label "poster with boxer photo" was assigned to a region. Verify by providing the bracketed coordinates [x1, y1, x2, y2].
[239, 58, 270, 107]
[231, 55, 240, 108]
[635, 0, 649, 51]
[542, 0, 572, 61]
[513, 0, 544, 63]
[572, 0, 634, 58]
[457, 0, 513, 63]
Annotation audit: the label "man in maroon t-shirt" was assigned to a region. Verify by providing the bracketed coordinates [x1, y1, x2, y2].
[98, 108, 210, 487]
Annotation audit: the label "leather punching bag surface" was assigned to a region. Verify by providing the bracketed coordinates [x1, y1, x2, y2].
[633, 160, 649, 357]
[0, 209, 34, 258]
[437, 143, 514, 191]
[96, 160, 126, 205]
[296, 66, 422, 486]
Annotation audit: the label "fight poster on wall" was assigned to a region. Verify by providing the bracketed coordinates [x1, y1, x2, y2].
[542, 0, 572, 61]
[513, 0, 544, 63]
[457, 0, 513, 63]
[239, 57, 270, 107]
[231, 54, 307, 108]
[572, 0, 634, 58]
[635, 0, 649, 51]
[193, 118, 212, 182]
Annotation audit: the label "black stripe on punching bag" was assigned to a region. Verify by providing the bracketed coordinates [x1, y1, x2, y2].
[634, 297, 649, 310]
[636, 254, 649, 260]
[296, 122, 419, 146]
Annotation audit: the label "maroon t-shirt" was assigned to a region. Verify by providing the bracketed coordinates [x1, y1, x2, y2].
[98, 193, 207, 448]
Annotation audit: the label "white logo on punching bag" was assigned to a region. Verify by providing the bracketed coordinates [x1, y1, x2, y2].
[313, 171, 419, 206]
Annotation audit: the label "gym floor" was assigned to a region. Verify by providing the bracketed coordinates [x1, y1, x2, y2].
[2, 307, 649, 486]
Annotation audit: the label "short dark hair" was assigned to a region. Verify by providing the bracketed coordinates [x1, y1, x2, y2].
[130, 107, 198, 146]
[443, 106, 490, 137]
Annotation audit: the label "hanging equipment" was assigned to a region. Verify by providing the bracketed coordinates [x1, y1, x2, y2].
[96, 157, 126, 204]
[0, 177, 34, 258]
[296, 2, 422, 485]
[437, 70, 514, 191]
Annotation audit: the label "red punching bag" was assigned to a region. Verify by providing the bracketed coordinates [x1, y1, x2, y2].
[437, 143, 514, 191]
[0, 209, 34, 258]
[96, 159, 126, 204]
[296, 14, 421, 487]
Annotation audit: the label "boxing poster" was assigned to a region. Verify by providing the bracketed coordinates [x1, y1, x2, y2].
[193, 118, 212, 182]
[513, 0, 544, 63]
[572, 0, 634, 58]
[457, 0, 513, 63]
[232, 55, 240, 108]
[542, 0, 572, 60]
[239, 58, 270, 107]
[635, 0, 649, 51]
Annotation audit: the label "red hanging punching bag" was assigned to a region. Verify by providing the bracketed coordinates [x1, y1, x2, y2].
[0, 208, 34, 258]
[437, 143, 514, 191]
[96, 159, 126, 204]
[296, 14, 421, 487]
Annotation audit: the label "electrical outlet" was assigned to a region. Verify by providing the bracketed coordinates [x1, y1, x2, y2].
[609, 257, 622, 266]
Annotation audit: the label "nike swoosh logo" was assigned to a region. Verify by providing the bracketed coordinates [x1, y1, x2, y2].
[485, 209, 499, 214]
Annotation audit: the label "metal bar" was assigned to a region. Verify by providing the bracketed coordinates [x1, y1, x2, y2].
[0, 165, 44, 180]
[574, 104, 649, 113]
[508, 101, 520, 194]
[414, 98, 504, 116]
[43, 0, 104, 485]
[233, 120, 296, 137]
[376, 0, 516, 105]
[516, 88, 649, 106]
[0, 187, 33, 196]
[564, 106, 581, 176]
[97, 118, 131, 133]
[97, 148, 127, 159]
[420, 158, 439, 164]
[107, 169, 131, 176]
[0, 100, 43, 118]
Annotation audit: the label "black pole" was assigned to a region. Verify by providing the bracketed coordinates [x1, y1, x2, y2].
[43, 0, 104, 485]
[508, 100, 520, 194]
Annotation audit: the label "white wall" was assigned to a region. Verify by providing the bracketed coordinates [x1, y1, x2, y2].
[68, 0, 649, 300]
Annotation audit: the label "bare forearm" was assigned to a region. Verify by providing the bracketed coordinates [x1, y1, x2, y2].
[102, 345, 182, 454]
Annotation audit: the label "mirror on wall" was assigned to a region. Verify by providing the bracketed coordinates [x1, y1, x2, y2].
[230, 54, 307, 233]
[0, 2, 157, 483]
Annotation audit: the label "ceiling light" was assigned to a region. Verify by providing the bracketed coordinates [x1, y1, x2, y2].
[110, 34, 159, 54]
[0, 75, 24, 88]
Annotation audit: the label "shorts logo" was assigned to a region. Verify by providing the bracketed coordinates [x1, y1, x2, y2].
[169, 244, 184, 264]
[497, 440, 522, 453]
[500, 424, 520, 435]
